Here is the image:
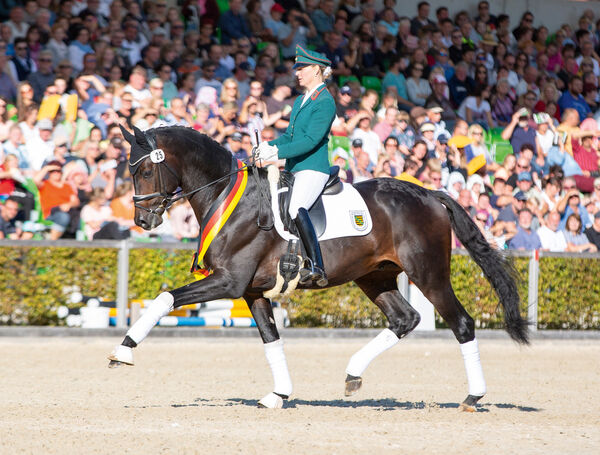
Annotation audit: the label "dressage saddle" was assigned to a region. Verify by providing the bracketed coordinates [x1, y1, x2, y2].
[278, 166, 343, 237]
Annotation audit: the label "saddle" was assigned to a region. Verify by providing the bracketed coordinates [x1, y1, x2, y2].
[278, 166, 343, 236]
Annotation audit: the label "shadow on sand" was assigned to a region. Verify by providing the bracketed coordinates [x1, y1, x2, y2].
[162, 397, 540, 413]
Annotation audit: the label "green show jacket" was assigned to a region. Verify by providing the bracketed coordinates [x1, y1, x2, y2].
[269, 84, 336, 174]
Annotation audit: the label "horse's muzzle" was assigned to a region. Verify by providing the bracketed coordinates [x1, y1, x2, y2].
[135, 210, 163, 231]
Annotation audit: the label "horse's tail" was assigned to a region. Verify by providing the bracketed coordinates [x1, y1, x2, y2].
[432, 190, 529, 344]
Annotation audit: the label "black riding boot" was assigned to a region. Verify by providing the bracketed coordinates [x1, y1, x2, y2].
[294, 208, 328, 287]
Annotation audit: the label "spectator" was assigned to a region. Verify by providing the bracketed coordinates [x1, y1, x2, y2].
[278, 9, 317, 59]
[498, 190, 528, 226]
[559, 184, 592, 227]
[584, 212, 600, 250]
[410, 2, 435, 36]
[34, 160, 79, 240]
[169, 199, 199, 242]
[219, 0, 252, 45]
[562, 213, 597, 252]
[27, 50, 54, 103]
[537, 211, 568, 252]
[406, 63, 431, 107]
[194, 60, 222, 98]
[80, 187, 129, 240]
[0, 197, 31, 239]
[448, 61, 474, 108]
[350, 149, 373, 183]
[426, 75, 457, 127]
[8, 37, 37, 82]
[558, 75, 591, 121]
[508, 208, 542, 250]
[351, 111, 382, 168]
[501, 108, 538, 157]
[458, 85, 494, 130]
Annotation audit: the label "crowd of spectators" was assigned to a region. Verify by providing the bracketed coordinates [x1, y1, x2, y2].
[0, 0, 600, 253]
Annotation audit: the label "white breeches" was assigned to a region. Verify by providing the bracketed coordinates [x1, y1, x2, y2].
[288, 170, 329, 219]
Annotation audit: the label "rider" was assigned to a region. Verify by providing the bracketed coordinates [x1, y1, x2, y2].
[257, 45, 336, 287]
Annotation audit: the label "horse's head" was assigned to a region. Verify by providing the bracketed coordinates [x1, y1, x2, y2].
[120, 125, 180, 230]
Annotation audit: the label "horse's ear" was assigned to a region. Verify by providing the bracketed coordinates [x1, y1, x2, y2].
[133, 125, 148, 147]
[119, 124, 135, 146]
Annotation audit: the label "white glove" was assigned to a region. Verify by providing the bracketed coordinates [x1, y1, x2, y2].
[256, 142, 279, 161]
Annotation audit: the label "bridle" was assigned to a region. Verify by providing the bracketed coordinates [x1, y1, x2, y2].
[130, 131, 249, 215]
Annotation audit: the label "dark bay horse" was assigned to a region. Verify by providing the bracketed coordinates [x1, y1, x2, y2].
[109, 125, 528, 410]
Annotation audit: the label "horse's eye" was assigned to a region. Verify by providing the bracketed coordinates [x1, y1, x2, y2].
[142, 169, 153, 179]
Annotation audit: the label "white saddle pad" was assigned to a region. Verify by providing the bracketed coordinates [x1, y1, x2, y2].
[267, 167, 372, 241]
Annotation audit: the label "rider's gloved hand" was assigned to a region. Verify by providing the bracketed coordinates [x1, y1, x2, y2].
[257, 142, 279, 161]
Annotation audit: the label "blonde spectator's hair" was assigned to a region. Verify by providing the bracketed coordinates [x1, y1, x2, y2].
[426, 158, 442, 174]
[540, 81, 559, 103]
[220, 78, 240, 104]
[397, 110, 410, 122]
[113, 180, 133, 199]
[468, 124, 484, 137]
[222, 101, 238, 112]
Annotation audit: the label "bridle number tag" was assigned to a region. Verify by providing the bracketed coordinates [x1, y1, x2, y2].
[150, 149, 165, 163]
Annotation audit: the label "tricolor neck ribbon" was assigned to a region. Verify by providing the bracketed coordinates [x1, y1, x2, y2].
[190, 159, 248, 279]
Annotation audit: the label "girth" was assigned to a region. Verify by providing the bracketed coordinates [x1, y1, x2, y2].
[277, 165, 342, 237]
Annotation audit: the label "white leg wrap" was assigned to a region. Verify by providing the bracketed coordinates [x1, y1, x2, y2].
[263, 339, 293, 397]
[345, 328, 400, 377]
[460, 338, 486, 397]
[126, 292, 174, 345]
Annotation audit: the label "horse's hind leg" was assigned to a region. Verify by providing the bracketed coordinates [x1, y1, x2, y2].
[245, 293, 292, 409]
[412, 276, 486, 411]
[345, 272, 421, 396]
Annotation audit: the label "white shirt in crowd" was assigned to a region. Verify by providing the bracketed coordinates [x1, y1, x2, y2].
[351, 128, 381, 168]
[536, 225, 568, 252]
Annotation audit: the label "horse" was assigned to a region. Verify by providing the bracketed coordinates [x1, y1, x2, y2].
[108, 125, 529, 411]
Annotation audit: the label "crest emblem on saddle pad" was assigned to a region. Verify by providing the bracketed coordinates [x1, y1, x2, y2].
[350, 210, 368, 231]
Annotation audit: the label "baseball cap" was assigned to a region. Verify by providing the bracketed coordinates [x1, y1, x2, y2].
[514, 191, 528, 201]
[237, 62, 254, 75]
[517, 171, 532, 182]
[427, 105, 444, 113]
[332, 147, 348, 161]
[432, 74, 447, 84]
[420, 122, 435, 133]
[594, 212, 600, 220]
[230, 132, 242, 142]
[436, 133, 449, 144]
[270, 3, 285, 13]
[37, 118, 53, 130]
[352, 138, 363, 147]
[340, 85, 352, 95]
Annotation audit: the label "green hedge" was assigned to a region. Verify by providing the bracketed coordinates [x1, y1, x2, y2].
[0, 246, 599, 329]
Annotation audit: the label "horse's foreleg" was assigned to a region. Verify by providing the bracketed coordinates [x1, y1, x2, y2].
[108, 272, 247, 368]
[108, 291, 174, 367]
[246, 294, 292, 409]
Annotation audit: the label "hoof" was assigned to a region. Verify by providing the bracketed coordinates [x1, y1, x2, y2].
[108, 359, 129, 369]
[107, 345, 134, 366]
[344, 374, 362, 397]
[459, 394, 484, 412]
[258, 392, 286, 409]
